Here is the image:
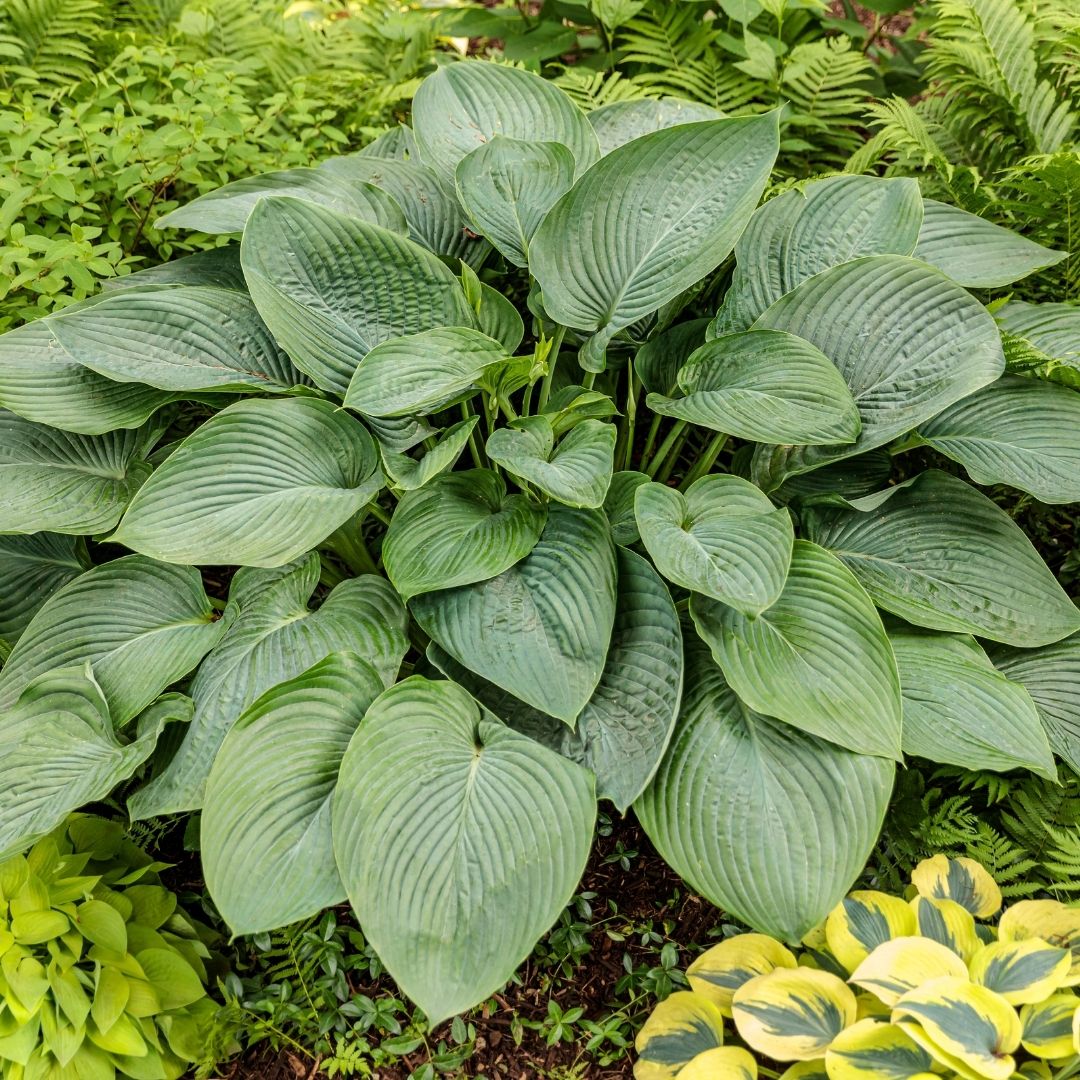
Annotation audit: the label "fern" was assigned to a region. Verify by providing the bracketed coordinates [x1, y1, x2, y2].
[0, 0, 104, 87]
[550, 68, 649, 112]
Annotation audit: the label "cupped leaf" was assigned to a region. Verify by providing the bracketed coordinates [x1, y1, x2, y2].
[850, 939, 970, 1008]
[413, 506, 617, 723]
[486, 416, 616, 509]
[0, 555, 222, 724]
[588, 97, 722, 155]
[1020, 993, 1080, 1059]
[203, 652, 385, 935]
[802, 471, 1080, 646]
[647, 330, 860, 444]
[687, 936, 798, 1017]
[531, 116, 778, 370]
[382, 469, 547, 601]
[636, 475, 793, 615]
[679, 1047, 758, 1080]
[381, 417, 478, 491]
[634, 991, 726, 1080]
[691, 540, 902, 758]
[112, 398, 382, 567]
[332, 676, 596, 1025]
[969, 940, 1071, 1005]
[826, 891, 917, 973]
[0, 533, 89, 645]
[911, 855, 1002, 918]
[635, 638, 895, 943]
[241, 197, 476, 395]
[824, 1019, 936, 1080]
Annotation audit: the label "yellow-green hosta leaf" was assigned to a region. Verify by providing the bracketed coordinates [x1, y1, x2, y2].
[733, 967, 856, 1061]
[970, 939, 1070, 1005]
[856, 994, 892, 1022]
[678, 1046, 757, 1080]
[909, 897, 982, 964]
[687, 934, 798, 1016]
[1018, 1063, 1054, 1080]
[911, 856, 1003, 919]
[999, 901, 1080, 985]
[825, 892, 917, 973]
[850, 938, 969, 1008]
[780, 1063, 830, 1080]
[1020, 993, 1079, 1059]
[634, 991, 726, 1080]
[824, 1019, 937, 1080]
[11, 910, 69, 945]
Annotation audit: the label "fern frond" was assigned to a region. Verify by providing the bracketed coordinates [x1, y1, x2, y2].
[0, 0, 103, 86]
[550, 69, 649, 111]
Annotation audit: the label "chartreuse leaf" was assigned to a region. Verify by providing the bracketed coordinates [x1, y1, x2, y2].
[332, 677, 595, 1026]
[911, 856, 1003, 918]
[909, 897, 982, 963]
[914, 199, 1066, 288]
[1020, 993, 1080, 1058]
[531, 116, 778, 370]
[919, 376, 1080, 504]
[999, 901, 1080, 985]
[633, 990, 726, 1080]
[130, 554, 407, 817]
[203, 653, 385, 935]
[781, 1064, 829, 1080]
[486, 416, 616, 509]
[380, 417, 478, 491]
[241, 197, 476, 395]
[588, 97, 722, 155]
[647, 330, 860, 445]
[678, 1046, 757, 1080]
[969, 940, 1071, 1005]
[382, 470, 547, 601]
[690, 541, 902, 758]
[635, 638, 894, 944]
[826, 892, 917, 973]
[890, 631, 1055, 778]
[0, 533, 89, 645]
[850, 939, 969, 1007]
[636, 475, 793, 616]
[825, 1019, 937, 1080]
[687, 935, 797, 1017]
[112, 398, 382, 567]
[733, 968, 856, 1061]
[0, 556, 221, 724]
[413, 507, 617, 724]
[891, 977, 1022, 1080]
[804, 472, 1080, 647]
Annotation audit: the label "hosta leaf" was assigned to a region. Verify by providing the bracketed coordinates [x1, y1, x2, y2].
[0, 556, 222, 725]
[635, 319, 710, 396]
[105, 246, 246, 292]
[803, 471, 1080, 646]
[824, 1019, 936, 1080]
[486, 416, 616, 509]
[850, 939, 969, 1008]
[919, 376, 1080, 504]
[203, 652, 385, 935]
[428, 547, 682, 811]
[129, 554, 407, 817]
[475, 282, 525, 353]
[380, 417, 478, 491]
[1019, 994, 1079, 1059]
[713, 175, 923, 334]
[112, 398, 382, 567]
[47, 286, 302, 393]
[0, 534, 89, 644]
[635, 638, 895, 943]
[914, 199, 1067, 288]
[382, 470, 547, 601]
[687, 936, 798, 1017]
[647, 330, 860, 444]
[678, 1047, 758, 1080]
[969, 939, 1070, 1005]
[0, 411, 158, 534]
[332, 676, 595, 1025]
[690, 540, 902, 758]
[827, 891, 918, 973]
[773, 450, 892, 504]
[541, 385, 619, 437]
[910, 855, 1002, 918]
[634, 992, 726, 1080]
[588, 97, 722, 155]
[412, 506, 617, 723]
[455, 137, 575, 268]
[997, 301, 1080, 386]
[241, 197, 476, 395]
[412, 61, 600, 184]
[890, 629, 1054, 778]
[604, 470, 649, 545]
[343, 328, 508, 418]
[636, 475, 793, 616]
[750, 256, 1004, 487]
[531, 116, 778, 370]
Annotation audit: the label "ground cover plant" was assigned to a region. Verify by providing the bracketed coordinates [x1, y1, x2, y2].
[1, 53, 1080, 1064]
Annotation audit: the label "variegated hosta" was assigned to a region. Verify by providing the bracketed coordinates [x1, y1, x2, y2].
[637, 855, 1080, 1080]
[0, 59, 1077, 1027]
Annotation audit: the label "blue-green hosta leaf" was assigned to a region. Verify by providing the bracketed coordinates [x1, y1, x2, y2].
[997, 301, 1080, 386]
[412, 62, 600, 185]
[155, 168, 408, 235]
[803, 471, 1080, 647]
[914, 200, 1067, 288]
[0, 411, 159, 535]
[647, 330, 860, 444]
[332, 676, 596, 1025]
[603, 470, 649, 545]
[486, 416, 616, 509]
[635, 475, 793, 616]
[919, 376, 1080, 504]
[475, 282, 525, 353]
[105, 246, 246, 292]
[413, 506, 617, 724]
[634, 319, 710, 396]
[380, 417, 478, 491]
[203, 653, 385, 935]
[750, 256, 1004, 488]
[690, 540, 902, 758]
[587, 97, 722, 155]
[47, 286, 302, 393]
[540, 385, 619, 437]
[772, 450, 892, 505]
[382, 470, 547, 601]
[241, 197, 476, 395]
[0, 533, 89, 644]
[0, 556, 223, 725]
[428, 547, 682, 811]
[712, 175, 923, 334]
[455, 137, 575, 268]
[531, 116, 778, 371]
[343, 328, 509, 418]
[635, 636, 895, 943]
[112, 398, 382, 567]
[129, 554, 408, 818]
[890, 630, 1055, 778]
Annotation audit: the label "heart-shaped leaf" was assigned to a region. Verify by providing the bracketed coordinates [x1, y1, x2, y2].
[380, 417, 478, 491]
[0, 534, 89, 645]
[587, 97, 722, 155]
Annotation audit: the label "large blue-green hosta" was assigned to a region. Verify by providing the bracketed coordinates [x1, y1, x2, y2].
[1, 60, 1078, 1028]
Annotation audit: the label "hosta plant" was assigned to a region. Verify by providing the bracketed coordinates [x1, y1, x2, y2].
[0, 59, 1078, 1026]
[635, 854, 1080, 1080]
[0, 816, 217, 1080]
